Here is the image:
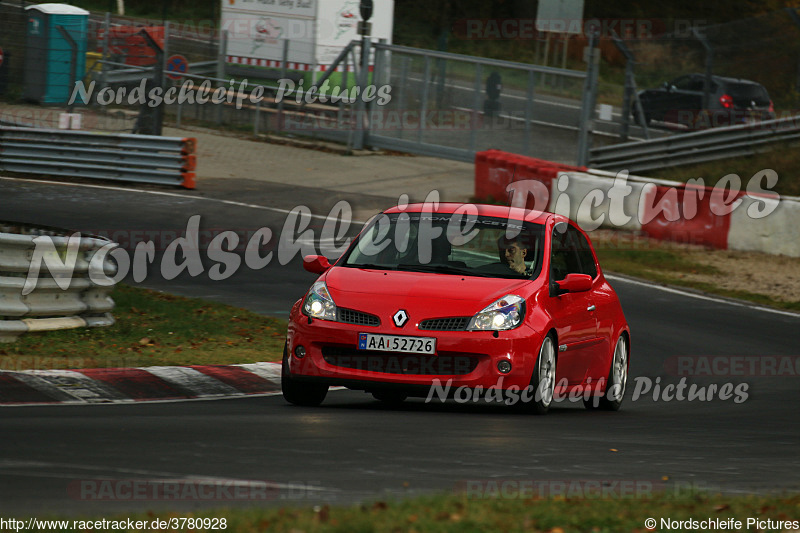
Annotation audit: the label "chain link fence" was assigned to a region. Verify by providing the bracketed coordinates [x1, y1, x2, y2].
[601, 9, 800, 132]
[0, 2, 221, 132]
[368, 43, 587, 163]
[0, 2, 599, 164]
[0, 2, 30, 108]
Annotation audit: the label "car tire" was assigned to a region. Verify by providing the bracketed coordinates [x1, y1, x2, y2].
[371, 391, 408, 405]
[281, 346, 328, 407]
[523, 334, 557, 415]
[585, 334, 628, 411]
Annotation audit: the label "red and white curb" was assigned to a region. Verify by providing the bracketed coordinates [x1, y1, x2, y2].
[0, 362, 282, 406]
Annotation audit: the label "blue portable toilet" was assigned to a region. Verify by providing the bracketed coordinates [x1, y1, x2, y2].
[24, 3, 89, 104]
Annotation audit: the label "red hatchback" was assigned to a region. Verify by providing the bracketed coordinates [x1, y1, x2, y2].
[283, 203, 630, 414]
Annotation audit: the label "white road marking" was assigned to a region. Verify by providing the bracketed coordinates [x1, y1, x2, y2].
[605, 274, 800, 318]
[0, 459, 339, 493]
[0, 176, 346, 223]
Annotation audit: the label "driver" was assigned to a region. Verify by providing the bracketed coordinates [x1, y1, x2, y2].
[497, 235, 530, 275]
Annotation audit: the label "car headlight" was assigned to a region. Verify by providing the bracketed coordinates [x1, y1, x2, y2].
[467, 295, 525, 331]
[303, 281, 337, 321]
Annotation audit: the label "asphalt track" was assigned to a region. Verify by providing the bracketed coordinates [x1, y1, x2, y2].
[1, 177, 798, 516]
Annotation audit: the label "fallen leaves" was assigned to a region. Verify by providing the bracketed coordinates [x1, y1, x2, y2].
[434, 511, 462, 522]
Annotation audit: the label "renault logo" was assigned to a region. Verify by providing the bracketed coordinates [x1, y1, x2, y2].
[392, 310, 409, 327]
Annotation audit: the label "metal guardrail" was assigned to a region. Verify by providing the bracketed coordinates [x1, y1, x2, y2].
[0, 223, 118, 343]
[367, 41, 590, 165]
[589, 115, 800, 172]
[0, 126, 197, 188]
[99, 60, 219, 85]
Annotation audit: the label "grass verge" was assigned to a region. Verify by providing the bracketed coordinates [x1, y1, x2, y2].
[39, 491, 800, 532]
[0, 284, 288, 371]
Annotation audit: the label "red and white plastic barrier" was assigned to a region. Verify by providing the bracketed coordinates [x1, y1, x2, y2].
[474, 150, 799, 257]
[728, 195, 800, 257]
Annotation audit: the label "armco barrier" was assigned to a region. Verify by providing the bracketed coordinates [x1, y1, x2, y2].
[0, 223, 119, 343]
[475, 150, 800, 257]
[588, 115, 800, 174]
[0, 126, 197, 189]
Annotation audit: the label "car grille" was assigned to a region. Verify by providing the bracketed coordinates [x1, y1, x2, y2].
[418, 317, 470, 331]
[337, 308, 380, 327]
[321, 346, 479, 375]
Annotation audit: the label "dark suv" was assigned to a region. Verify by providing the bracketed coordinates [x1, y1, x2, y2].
[634, 74, 775, 129]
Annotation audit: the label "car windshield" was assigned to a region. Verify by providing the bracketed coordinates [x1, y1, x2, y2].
[342, 212, 545, 280]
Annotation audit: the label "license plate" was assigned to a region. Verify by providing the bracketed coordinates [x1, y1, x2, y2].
[358, 333, 436, 354]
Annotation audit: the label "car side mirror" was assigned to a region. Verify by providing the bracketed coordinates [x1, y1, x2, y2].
[303, 255, 332, 274]
[663, 82, 671, 91]
[556, 273, 592, 294]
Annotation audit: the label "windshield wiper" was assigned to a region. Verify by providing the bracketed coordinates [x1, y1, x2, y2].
[397, 263, 491, 277]
[345, 263, 396, 271]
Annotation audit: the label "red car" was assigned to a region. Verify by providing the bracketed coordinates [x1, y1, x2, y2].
[283, 203, 630, 414]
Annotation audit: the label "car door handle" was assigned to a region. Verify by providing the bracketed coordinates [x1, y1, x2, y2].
[587, 305, 596, 312]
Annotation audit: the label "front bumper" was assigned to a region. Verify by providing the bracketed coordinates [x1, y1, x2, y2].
[286, 301, 541, 394]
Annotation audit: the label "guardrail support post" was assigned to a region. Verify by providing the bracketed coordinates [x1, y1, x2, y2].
[612, 35, 649, 142]
[396, 56, 410, 140]
[276, 38, 289, 134]
[216, 30, 228, 126]
[99, 12, 110, 100]
[353, 37, 371, 150]
[524, 70, 535, 155]
[785, 8, 800, 94]
[417, 55, 431, 145]
[577, 31, 599, 167]
[135, 27, 165, 135]
[692, 27, 714, 112]
[369, 39, 387, 144]
[469, 64, 482, 154]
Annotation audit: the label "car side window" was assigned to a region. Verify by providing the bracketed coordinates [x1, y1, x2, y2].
[688, 77, 706, 92]
[550, 224, 581, 282]
[671, 76, 692, 91]
[572, 228, 598, 279]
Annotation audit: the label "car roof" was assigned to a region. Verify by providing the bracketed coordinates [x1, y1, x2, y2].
[689, 73, 765, 87]
[383, 203, 561, 225]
